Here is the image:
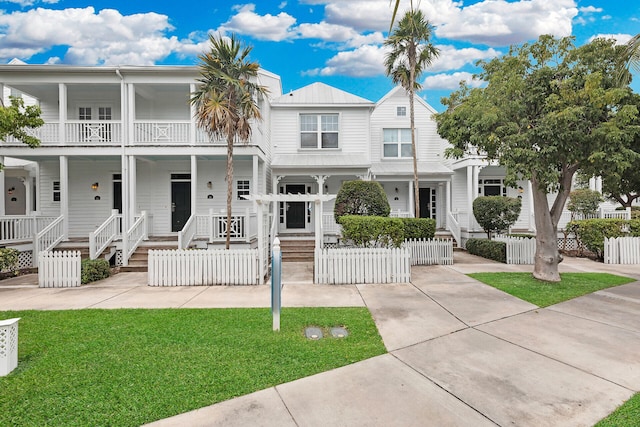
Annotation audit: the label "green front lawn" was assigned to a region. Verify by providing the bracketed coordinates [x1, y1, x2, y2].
[596, 392, 640, 426]
[0, 308, 385, 426]
[468, 272, 634, 307]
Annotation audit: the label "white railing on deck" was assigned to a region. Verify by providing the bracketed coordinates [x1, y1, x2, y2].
[209, 210, 255, 242]
[178, 214, 198, 249]
[124, 211, 148, 263]
[89, 210, 122, 259]
[315, 247, 410, 284]
[134, 121, 190, 144]
[148, 249, 259, 286]
[0, 215, 57, 244]
[65, 121, 122, 144]
[558, 207, 631, 230]
[38, 251, 81, 288]
[404, 238, 453, 265]
[446, 211, 461, 248]
[34, 216, 65, 265]
[2, 123, 59, 145]
[322, 213, 341, 235]
[604, 237, 640, 264]
[494, 234, 536, 264]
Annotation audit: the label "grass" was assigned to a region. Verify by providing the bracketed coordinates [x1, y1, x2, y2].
[0, 308, 386, 426]
[468, 272, 635, 307]
[596, 392, 640, 426]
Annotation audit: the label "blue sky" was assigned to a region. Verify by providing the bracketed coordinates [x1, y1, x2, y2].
[0, 0, 638, 110]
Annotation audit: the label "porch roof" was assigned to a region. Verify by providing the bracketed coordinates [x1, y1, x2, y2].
[242, 194, 336, 203]
[370, 161, 454, 176]
[271, 153, 371, 170]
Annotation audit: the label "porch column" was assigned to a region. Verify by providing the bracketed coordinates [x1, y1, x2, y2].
[252, 155, 259, 203]
[0, 156, 5, 215]
[191, 155, 198, 215]
[128, 156, 137, 221]
[59, 155, 69, 239]
[22, 176, 32, 215]
[58, 84, 67, 145]
[596, 176, 603, 193]
[409, 179, 415, 218]
[271, 175, 283, 239]
[256, 200, 265, 284]
[445, 179, 451, 229]
[527, 181, 535, 232]
[588, 177, 596, 191]
[313, 175, 328, 244]
[466, 165, 473, 230]
[189, 84, 197, 146]
[438, 183, 444, 228]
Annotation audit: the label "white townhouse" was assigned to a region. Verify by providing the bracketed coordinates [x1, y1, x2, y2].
[3, 62, 608, 271]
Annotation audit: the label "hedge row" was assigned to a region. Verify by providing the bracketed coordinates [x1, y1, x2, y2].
[466, 238, 506, 263]
[0, 248, 19, 272]
[567, 218, 640, 259]
[339, 216, 436, 248]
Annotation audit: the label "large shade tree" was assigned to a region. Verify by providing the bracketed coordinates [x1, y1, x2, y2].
[191, 34, 268, 249]
[384, 8, 439, 218]
[436, 35, 639, 282]
[0, 96, 43, 168]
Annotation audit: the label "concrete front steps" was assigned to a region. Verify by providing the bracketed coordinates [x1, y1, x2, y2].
[120, 237, 179, 272]
[278, 237, 315, 262]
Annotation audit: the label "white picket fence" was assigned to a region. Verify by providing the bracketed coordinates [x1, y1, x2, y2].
[404, 238, 453, 265]
[38, 251, 81, 288]
[494, 235, 536, 265]
[314, 247, 411, 284]
[147, 249, 259, 286]
[604, 237, 640, 264]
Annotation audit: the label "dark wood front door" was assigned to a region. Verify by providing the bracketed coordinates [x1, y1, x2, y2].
[171, 181, 191, 232]
[419, 187, 432, 219]
[286, 184, 306, 229]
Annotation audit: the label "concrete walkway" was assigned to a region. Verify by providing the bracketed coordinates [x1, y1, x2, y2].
[2, 253, 640, 426]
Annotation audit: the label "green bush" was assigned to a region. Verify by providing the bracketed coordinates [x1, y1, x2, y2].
[466, 238, 506, 263]
[629, 219, 640, 236]
[81, 258, 111, 284]
[339, 215, 404, 248]
[567, 219, 628, 260]
[401, 218, 436, 239]
[0, 248, 19, 273]
[567, 189, 603, 217]
[472, 196, 521, 239]
[334, 180, 390, 222]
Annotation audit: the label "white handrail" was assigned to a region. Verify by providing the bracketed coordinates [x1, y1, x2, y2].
[178, 214, 197, 249]
[123, 211, 148, 266]
[34, 215, 65, 265]
[446, 211, 461, 249]
[0, 215, 58, 244]
[89, 209, 122, 259]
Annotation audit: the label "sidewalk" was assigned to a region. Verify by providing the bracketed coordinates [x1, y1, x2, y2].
[2, 254, 640, 426]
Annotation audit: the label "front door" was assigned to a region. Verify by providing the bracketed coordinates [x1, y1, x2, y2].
[171, 180, 191, 232]
[419, 188, 433, 219]
[286, 184, 306, 229]
[112, 174, 122, 214]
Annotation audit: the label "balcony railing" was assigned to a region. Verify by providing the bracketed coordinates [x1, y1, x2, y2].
[66, 121, 122, 145]
[2, 123, 59, 146]
[134, 121, 190, 144]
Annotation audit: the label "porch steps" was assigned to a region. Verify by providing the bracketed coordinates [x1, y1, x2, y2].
[120, 238, 178, 273]
[278, 238, 315, 262]
[54, 238, 91, 259]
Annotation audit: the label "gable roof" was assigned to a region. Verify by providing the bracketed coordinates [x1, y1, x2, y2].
[272, 82, 374, 107]
[376, 86, 438, 114]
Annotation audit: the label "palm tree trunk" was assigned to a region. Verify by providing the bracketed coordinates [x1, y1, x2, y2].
[226, 137, 234, 250]
[409, 55, 420, 219]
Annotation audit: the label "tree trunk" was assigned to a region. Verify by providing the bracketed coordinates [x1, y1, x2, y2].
[531, 178, 561, 282]
[226, 138, 234, 250]
[409, 53, 420, 219]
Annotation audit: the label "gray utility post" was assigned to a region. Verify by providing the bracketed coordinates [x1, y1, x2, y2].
[271, 237, 282, 331]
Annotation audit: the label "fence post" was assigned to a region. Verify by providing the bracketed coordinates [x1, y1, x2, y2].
[272, 237, 282, 331]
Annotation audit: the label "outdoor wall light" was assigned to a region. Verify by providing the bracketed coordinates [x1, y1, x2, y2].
[518, 186, 524, 194]
[395, 187, 399, 193]
[91, 182, 99, 191]
[207, 181, 213, 189]
[324, 184, 328, 191]
[7, 187, 15, 195]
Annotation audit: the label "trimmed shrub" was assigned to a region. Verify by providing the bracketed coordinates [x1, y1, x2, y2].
[466, 238, 506, 263]
[334, 180, 390, 222]
[0, 248, 19, 273]
[81, 258, 111, 284]
[401, 218, 436, 239]
[472, 196, 521, 239]
[567, 219, 628, 260]
[339, 215, 404, 248]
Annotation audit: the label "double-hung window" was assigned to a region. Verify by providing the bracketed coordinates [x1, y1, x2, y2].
[383, 128, 412, 158]
[300, 114, 339, 149]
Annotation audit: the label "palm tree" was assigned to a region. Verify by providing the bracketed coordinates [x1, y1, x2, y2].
[618, 34, 640, 84]
[191, 34, 268, 249]
[384, 9, 439, 218]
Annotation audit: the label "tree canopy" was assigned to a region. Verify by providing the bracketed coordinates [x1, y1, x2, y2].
[435, 35, 639, 281]
[0, 96, 43, 168]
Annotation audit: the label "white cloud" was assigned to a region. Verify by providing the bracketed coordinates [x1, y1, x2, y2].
[217, 4, 296, 41]
[0, 0, 58, 6]
[304, 44, 386, 77]
[296, 22, 384, 47]
[588, 33, 633, 45]
[578, 6, 603, 14]
[0, 7, 185, 64]
[436, 0, 578, 46]
[429, 45, 500, 72]
[422, 71, 484, 90]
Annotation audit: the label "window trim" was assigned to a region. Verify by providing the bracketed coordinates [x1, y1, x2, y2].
[236, 178, 251, 201]
[299, 113, 340, 149]
[382, 128, 413, 159]
[397, 106, 407, 117]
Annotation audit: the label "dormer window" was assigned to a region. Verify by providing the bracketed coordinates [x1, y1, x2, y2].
[397, 106, 406, 117]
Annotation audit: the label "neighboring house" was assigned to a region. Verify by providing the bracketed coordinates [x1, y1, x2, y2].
[0, 63, 622, 270]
